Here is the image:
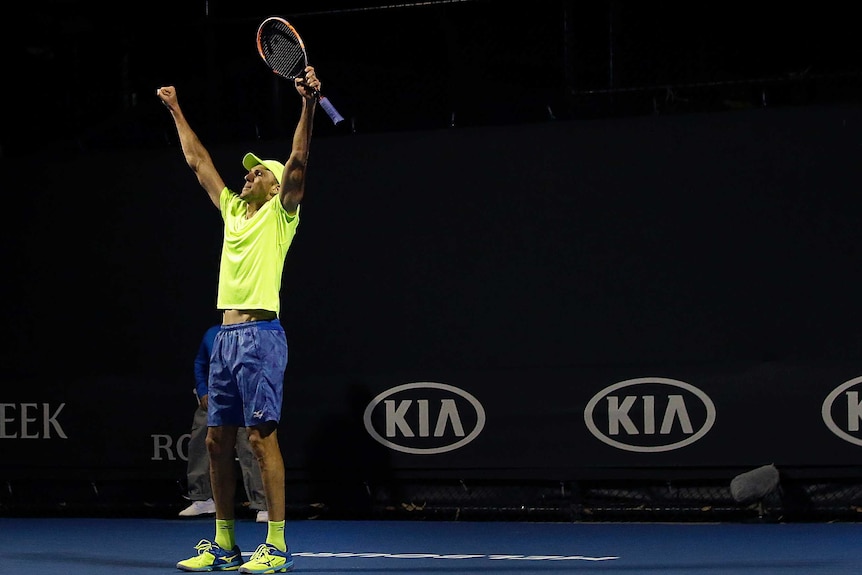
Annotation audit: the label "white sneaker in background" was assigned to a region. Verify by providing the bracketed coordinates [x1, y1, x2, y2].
[178, 498, 216, 517]
[256, 510, 269, 523]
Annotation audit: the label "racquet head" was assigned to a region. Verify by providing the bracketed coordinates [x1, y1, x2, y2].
[257, 17, 308, 80]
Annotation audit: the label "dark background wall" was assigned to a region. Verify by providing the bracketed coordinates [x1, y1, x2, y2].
[5, 104, 862, 469]
[7, 103, 862, 379]
[2, 1, 860, 156]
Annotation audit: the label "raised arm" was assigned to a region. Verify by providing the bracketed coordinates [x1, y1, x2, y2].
[279, 67, 319, 215]
[156, 86, 226, 209]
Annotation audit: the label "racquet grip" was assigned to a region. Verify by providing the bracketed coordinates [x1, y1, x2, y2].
[318, 96, 344, 125]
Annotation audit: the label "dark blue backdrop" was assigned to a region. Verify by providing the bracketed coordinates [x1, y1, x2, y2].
[3, 104, 862, 485]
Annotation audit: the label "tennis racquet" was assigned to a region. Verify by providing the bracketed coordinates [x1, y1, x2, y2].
[256, 16, 344, 125]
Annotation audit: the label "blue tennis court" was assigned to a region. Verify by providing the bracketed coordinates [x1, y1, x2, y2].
[4, 516, 861, 574]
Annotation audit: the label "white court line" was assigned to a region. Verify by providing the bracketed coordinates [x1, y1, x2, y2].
[289, 551, 619, 562]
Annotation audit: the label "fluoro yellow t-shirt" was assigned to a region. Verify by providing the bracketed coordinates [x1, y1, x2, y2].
[216, 187, 300, 317]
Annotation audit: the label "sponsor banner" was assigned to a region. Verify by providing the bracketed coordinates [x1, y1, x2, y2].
[0, 375, 191, 477]
[279, 361, 862, 474]
[3, 362, 862, 479]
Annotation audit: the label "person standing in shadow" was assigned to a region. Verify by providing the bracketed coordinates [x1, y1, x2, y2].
[179, 323, 268, 524]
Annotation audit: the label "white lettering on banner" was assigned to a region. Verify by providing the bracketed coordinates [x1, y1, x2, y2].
[383, 399, 465, 438]
[151, 433, 191, 461]
[385, 400, 413, 437]
[152, 434, 175, 461]
[847, 392, 862, 432]
[822, 376, 862, 446]
[606, 395, 694, 436]
[177, 433, 191, 461]
[0, 403, 68, 439]
[365, 382, 485, 455]
[584, 378, 715, 453]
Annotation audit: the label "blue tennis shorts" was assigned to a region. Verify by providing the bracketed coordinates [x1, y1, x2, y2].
[208, 319, 288, 427]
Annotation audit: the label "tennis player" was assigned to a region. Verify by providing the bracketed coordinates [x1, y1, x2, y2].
[155, 66, 320, 573]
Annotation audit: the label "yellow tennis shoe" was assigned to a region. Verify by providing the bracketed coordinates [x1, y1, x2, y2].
[177, 539, 242, 571]
[239, 543, 294, 573]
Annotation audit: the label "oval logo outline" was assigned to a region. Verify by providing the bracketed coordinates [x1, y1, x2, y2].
[821, 375, 862, 446]
[584, 377, 716, 453]
[363, 382, 486, 455]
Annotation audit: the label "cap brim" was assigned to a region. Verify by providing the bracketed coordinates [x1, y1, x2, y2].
[242, 152, 266, 171]
[242, 152, 284, 185]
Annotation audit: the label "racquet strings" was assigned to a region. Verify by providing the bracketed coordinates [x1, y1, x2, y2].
[257, 16, 345, 125]
[258, 20, 307, 79]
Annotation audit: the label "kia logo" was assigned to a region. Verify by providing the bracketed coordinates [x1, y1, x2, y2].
[822, 376, 862, 446]
[363, 382, 486, 454]
[584, 377, 716, 453]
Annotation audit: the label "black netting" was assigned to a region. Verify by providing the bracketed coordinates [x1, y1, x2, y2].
[5, 474, 862, 522]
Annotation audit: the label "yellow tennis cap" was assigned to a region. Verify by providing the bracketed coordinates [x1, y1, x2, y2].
[242, 152, 285, 185]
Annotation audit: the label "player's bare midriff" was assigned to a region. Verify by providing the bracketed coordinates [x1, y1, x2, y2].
[222, 309, 278, 325]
